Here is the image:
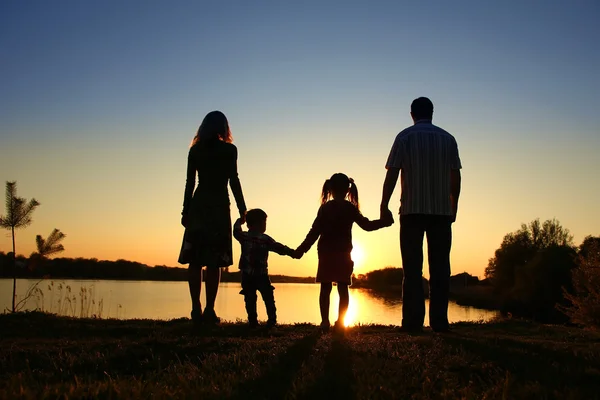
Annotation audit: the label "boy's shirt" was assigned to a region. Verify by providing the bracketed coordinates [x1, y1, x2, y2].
[233, 219, 294, 276]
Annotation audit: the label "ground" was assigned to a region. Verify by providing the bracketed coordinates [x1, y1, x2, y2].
[1, 312, 599, 399]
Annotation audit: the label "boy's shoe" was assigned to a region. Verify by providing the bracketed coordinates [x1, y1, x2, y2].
[190, 309, 203, 325]
[248, 320, 259, 329]
[319, 321, 331, 333]
[203, 308, 220, 325]
[266, 319, 277, 328]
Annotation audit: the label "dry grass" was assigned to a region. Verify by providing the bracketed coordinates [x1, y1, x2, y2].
[1, 312, 600, 399]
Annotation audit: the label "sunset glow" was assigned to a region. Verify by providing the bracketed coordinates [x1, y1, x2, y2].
[1, 2, 599, 280]
[351, 242, 365, 269]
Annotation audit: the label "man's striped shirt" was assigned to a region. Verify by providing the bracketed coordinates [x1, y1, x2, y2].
[385, 120, 462, 216]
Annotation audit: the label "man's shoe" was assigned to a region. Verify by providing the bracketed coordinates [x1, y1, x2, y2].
[248, 320, 259, 329]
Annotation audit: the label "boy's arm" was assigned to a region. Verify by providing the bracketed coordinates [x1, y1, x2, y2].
[268, 238, 296, 258]
[233, 218, 246, 242]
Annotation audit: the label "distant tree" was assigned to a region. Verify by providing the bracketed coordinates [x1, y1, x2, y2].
[578, 236, 600, 260]
[352, 267, 429, 297]
[35, 229, 66, 258]
[29, 229, 66, 272]
[485, 218, 576, 321]
[563, 236, 600, 328]
[0, 181, 40, 312]
[485, 218, 574, 291]
[449, 272, 479, 288]
[513, 245, 577, 321]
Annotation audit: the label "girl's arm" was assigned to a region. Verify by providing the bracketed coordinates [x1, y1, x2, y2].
[297, 207, 324, 254]
[355, 208, 394, 232]
[229, 146, 247, 219]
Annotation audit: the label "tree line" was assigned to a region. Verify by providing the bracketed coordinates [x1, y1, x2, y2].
[0, 252, 314, 284]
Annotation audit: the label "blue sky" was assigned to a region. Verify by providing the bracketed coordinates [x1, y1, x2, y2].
[1, 0, 599, 277]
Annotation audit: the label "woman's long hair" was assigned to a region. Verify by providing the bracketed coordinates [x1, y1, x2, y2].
[191, 111, 233, 147]
[320, 173, 359, 210]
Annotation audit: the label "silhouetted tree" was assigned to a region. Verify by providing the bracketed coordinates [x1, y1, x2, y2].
[563, 236, 600, 328]
[485, 218, 576, 321]
[28, 229, 66, 272]
[512, 245, 577, 321]
[449, 272, 479, 288]
[485, 218, 573, 291]
[578, 235, 600, 260]
[35, 229, 66, 258]
[352, 267, 429, 297]
[0, 181, 40, 312]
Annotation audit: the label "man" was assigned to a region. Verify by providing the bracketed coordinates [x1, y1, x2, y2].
[380, 97, 462, 332]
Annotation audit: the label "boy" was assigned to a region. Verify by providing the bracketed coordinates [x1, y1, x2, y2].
[233, 209, 298, 327]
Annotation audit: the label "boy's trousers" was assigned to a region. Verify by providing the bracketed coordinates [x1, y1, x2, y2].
[240, 274, 276, 323]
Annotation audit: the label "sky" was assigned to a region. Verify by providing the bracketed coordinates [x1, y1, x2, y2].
[1, 0, 599, 279]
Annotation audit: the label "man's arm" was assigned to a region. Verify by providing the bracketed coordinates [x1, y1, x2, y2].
[450, 169, 461, 222]
[380, 167, 400, 218]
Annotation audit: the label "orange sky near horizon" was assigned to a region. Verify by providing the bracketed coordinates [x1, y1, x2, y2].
[1, 114, 599, 280]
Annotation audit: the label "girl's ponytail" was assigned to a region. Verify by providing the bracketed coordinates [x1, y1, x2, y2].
[321, 179, 332, 205]
[348, 178, 360, 210]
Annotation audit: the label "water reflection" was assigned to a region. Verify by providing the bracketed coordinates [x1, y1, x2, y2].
[1, 279, 498, 326]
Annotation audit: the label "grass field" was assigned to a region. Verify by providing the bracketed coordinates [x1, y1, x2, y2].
[1, 312, 599, 399]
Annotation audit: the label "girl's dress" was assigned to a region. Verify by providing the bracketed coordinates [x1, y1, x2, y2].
[178, 140, 246, 268]
[298, 199, 386, 284]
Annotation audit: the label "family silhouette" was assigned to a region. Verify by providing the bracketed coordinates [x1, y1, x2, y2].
[179, 98, 462, 333]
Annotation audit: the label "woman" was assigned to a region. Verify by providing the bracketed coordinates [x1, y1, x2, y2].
[179, 111, 246, 325]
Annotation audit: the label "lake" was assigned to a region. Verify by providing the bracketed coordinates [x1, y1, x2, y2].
[0, 279, 498, 326]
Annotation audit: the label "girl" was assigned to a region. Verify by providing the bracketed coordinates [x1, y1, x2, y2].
[297, 173, 393, 331]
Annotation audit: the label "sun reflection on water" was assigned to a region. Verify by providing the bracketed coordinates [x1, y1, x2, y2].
[344, 289, 360, 326]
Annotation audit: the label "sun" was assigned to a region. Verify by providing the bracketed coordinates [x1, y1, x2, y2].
[351, 242, 365, 267]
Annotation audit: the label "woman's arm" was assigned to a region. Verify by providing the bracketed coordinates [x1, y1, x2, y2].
[229, 146, 247, 218]
[182, 149, 196, 220]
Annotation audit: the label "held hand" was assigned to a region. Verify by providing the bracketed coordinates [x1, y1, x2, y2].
[380, 206, 391, 220]
[382, 209, 394, 227]
[292, 249, 304, 259]
[239, 210, 247, 224]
